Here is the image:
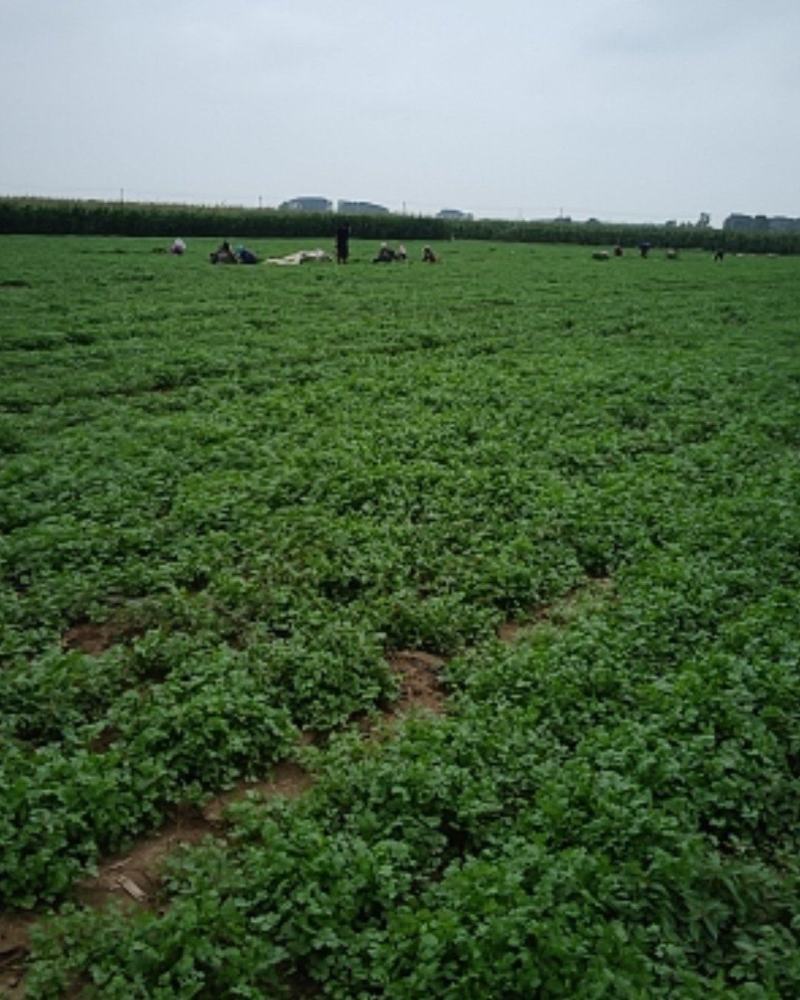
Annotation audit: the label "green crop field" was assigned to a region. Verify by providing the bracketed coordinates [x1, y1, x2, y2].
[2, 235, 800, 997]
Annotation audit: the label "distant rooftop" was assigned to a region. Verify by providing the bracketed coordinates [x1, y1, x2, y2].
[279, 196, 333, 212]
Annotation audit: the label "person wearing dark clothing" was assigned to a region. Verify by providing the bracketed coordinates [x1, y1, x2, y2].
[210, 241, 237, 264]
[713, 248, 725, 262]
[237, 246, 259, 264]
[638, 242, 651, 259]
[422, 245, 437, 263]
[336, 223, 351, 264]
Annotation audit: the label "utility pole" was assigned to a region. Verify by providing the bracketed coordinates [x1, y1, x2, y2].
[258, 195, 263, 210]
[120, 188, 124, 204]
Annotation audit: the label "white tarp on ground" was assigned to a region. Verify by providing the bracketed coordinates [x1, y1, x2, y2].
[265, 249, 332, 266]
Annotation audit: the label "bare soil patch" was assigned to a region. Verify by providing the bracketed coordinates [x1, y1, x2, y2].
[0, 914, 35, 999]
[88, 725, 120, 754]
[387, 649, 447, 717]
[62, 619, 144, 655]
[74, 809, 214, 912]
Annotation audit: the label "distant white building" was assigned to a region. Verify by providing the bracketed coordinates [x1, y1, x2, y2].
[280, 197, 333, 213]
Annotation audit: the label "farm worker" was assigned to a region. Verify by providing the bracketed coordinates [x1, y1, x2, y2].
[638, 242, 651, 259]
[169, 238, 186, 255]
[336, 222, 350, 264]
[713, 248, 725, 262]
[613, 243, 623, 257]
[422, 245, 437, 263]
[373, 243, 396, 263]
[396, 244, 408, 261]
[209, 241, 237, 264]
[236, 246, 259, 264]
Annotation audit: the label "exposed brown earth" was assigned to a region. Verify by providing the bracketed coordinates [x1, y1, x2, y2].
[387, 649, 448, 718]
[62, 619, 143, 655]
[74, 809, 215, 913]
[0, 914, 33, 999]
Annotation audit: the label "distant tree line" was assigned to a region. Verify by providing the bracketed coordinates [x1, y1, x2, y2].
[1, 197, 799, 253]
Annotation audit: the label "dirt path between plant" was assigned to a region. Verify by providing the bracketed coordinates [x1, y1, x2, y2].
[0, 649, 448, 996]
[0, 915, 33, 999]
[70, 652, 447, 914]
[5, 579, 614, 993]
[72, 761, 313, 914]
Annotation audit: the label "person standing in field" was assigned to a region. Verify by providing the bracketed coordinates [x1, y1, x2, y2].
[336, 222, 350, 264]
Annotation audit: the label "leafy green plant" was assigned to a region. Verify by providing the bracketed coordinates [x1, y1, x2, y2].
[3, 235, 800, 995]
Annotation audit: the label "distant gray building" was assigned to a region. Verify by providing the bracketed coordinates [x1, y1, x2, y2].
[436, 208, 473, 221]
[280, 196, 332, 213]
[337, 200, 389, 215]
[768, 216, 800, 233]
[724, 213, 800, 233]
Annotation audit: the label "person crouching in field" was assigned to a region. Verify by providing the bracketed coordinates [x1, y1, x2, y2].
[373, 242, 396, 263]
[422, 245, 437, 263]
[210, 241, 237, 264]
[170, 238, 186, 255]
[236, 245, 259, 264]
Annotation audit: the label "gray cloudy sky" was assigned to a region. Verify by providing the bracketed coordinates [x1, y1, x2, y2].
[1, 0, 797, 225]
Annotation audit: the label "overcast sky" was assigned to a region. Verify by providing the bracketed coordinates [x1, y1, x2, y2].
[1, 0, 797, 226]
